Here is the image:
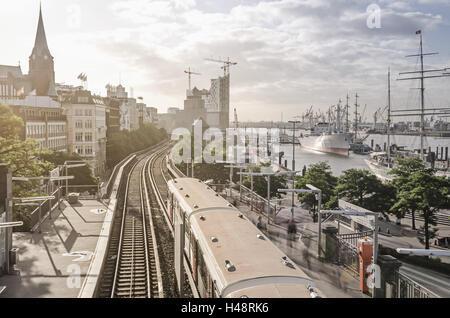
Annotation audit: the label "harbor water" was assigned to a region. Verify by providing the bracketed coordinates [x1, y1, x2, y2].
[275, 133, 450, 176]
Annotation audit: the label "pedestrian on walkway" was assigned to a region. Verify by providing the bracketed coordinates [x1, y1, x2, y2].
[287, 218, 297, 245]
[257, 216, 263, 230]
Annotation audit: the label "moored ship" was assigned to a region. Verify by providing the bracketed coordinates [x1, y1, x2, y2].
[299, 122, 350, 156]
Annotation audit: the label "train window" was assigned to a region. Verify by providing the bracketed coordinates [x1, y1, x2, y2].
[193, 239, 198, 284]
[198, 249, 208, 295]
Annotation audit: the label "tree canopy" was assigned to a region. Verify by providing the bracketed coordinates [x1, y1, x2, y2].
[107, 123, 167, 168]
[242, 163, 287, 199]
[392, 168, 449, 248]
[335, 168, 395, 213]
[295, 162, 338, 211]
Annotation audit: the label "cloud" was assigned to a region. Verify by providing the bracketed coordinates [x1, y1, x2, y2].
[86, 0, 448, 119]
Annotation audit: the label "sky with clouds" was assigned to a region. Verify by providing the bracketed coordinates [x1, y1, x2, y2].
[1, 0, 450, 122]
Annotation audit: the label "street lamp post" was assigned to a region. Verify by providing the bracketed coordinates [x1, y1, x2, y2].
[288, 120, 301, 217]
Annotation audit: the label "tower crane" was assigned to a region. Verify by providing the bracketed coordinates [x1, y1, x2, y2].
[184, 67, 201, 91]
[204, 57, 237, 77]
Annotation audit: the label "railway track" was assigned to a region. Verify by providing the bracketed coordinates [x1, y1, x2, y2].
[145, 146, 193, 297]
[97, 143, 192, 298]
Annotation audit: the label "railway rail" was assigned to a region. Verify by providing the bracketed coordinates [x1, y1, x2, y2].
[96, 142, 193, 298]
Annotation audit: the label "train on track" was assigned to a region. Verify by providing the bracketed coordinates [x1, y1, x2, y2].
[167, 177, 322, 298]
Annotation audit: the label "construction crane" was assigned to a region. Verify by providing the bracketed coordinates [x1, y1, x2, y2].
[184, 67, 201, 91]
[204, 57, 237, 77]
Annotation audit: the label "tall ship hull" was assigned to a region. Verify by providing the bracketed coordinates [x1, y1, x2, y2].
[299, 133, 350, 156]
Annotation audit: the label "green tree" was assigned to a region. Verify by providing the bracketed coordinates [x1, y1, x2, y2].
[0, 104, 54, 191]
[106, 123, 167, 168]
[336, 168, 395, 213]
[243, 163, 287, 199]
[0, 104, 55, 228]
[392, 171, 449, 249]
[39, 151, 98, 186]
[295, 162, 338, 222]
[389, 157, 427, 229]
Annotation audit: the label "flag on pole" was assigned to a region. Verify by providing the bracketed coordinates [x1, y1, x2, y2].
[77, 73, 88, 82]
[416, 30, 422, 35]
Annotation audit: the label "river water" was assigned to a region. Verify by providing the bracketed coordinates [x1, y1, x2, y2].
[276, 133, 450, 176]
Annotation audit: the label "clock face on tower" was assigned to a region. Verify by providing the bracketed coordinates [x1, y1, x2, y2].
[32, 54, 36, 60]
[44, 55, 48, 60]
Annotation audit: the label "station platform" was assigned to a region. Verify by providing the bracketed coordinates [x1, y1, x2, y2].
[0, 199, 108, 298]
[226, 190, 367, 298]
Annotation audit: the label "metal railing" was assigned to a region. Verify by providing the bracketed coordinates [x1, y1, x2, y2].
[396, 272, 441, 298]
[238, 185, 277, 218]
[336, 230, 373, 251]
[29, 187, 63, 229]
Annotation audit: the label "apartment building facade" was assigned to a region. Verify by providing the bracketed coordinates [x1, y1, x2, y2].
[62, 90, 107, 177]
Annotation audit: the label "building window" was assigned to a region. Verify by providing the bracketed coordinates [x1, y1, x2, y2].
[85, 132, 93, 142]
[75, 120, 83, 129]
[85, 146, 93, 155]
[74, 146, 83, 155]
[75, 132, 83, 142]
[85, 120, 92, 129]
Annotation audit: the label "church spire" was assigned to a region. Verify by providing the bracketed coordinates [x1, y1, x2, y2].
[31, 3, 52, 58]
[28, 4, 56, 97]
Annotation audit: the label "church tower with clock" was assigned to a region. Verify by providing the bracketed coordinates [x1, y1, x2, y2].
[28, 5, 57, 97]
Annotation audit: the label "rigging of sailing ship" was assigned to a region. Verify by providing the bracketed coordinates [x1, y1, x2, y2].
[365, 30, 450, 181]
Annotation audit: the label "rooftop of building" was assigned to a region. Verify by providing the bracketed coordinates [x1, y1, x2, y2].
[61, 89, 105, 105]
[0, 65, 23, 79]
[0, 95, 61, 108]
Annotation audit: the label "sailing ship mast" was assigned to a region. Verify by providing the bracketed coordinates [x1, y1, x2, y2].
[345, 94, 350, 133]
[387, 68, 392, 168]
[354, 93, 359, 140]
[397, 30, 450, 160]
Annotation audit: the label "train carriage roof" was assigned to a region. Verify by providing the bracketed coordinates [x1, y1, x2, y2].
[168, 178, 321, 298]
